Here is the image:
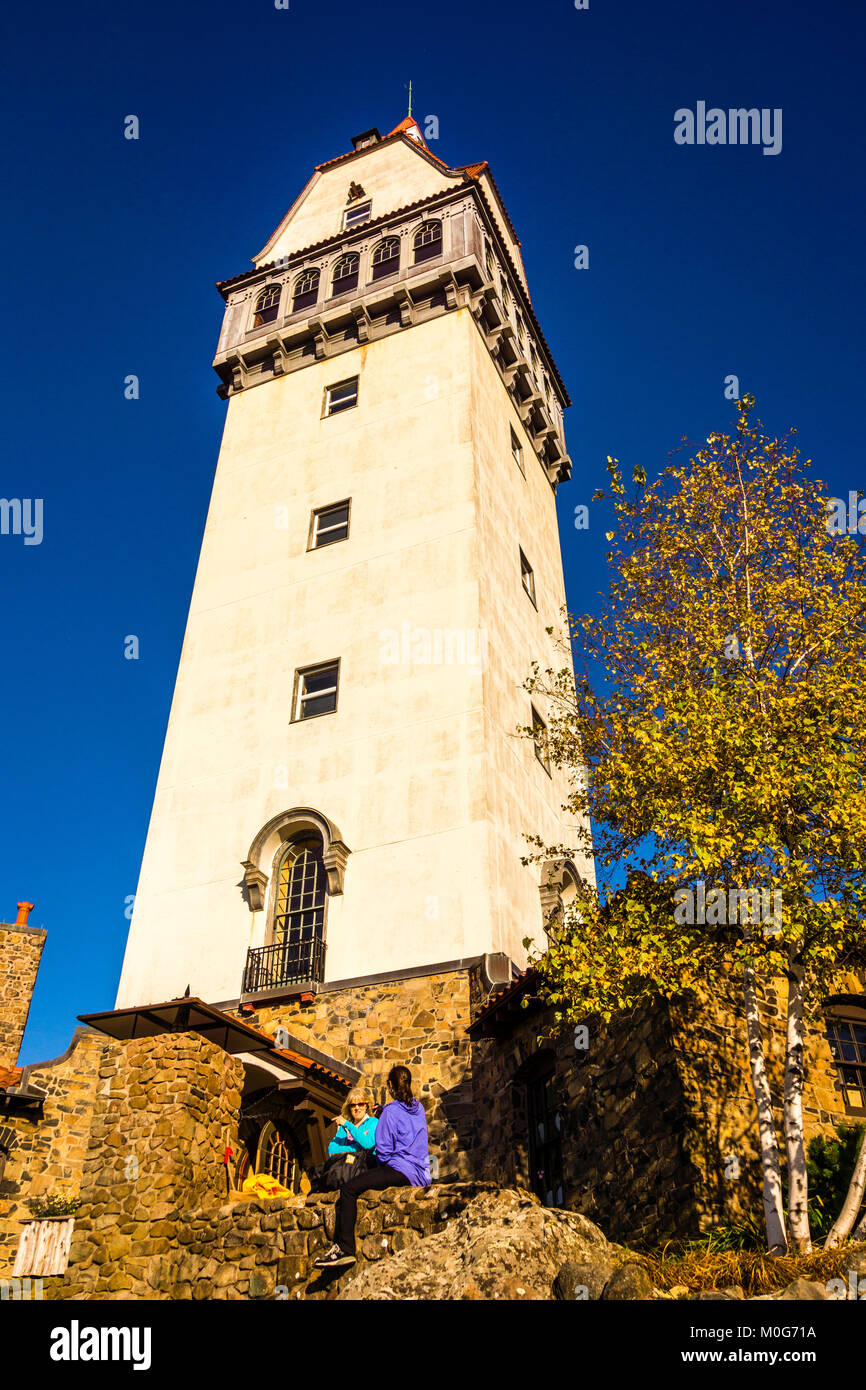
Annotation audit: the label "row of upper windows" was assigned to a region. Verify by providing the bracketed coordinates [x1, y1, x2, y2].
[251, 222, 444, 328]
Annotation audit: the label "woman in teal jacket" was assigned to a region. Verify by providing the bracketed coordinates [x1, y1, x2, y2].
[328, 1087, 378, 1161]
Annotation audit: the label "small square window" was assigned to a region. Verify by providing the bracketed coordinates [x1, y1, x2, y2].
[532, 705, 550, 775]
[520, 548, 536, 606]
[294, 661, 339, 721]
[325, 378, 359, 416]
[310, 500, 351, 549]
[343, 200, 372, 229]
[511, 428, 524, 476]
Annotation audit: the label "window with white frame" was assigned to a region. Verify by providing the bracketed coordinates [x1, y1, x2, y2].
[325, 377, 359, 416]
[294, 661, 340, 721]
[520, 548, 536, 606]
[371, 236, 400, 280]
[292, 268, 320, 313]
[343, 200, 372, 229]
[413, 220, 443, 264]
[310, 500, 350, 549]
[331, 253, 360, 296]
[252, 284, 281, 328]
[511, 427, 524, 476]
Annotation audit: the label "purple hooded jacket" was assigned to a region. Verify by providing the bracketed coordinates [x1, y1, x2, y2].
[374, 1098, 430, 1187]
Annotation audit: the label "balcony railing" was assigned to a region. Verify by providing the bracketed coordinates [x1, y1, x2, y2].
[242, 937, 326, 996]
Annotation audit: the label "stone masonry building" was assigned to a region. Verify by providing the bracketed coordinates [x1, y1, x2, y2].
[1, 115, 865, 1295]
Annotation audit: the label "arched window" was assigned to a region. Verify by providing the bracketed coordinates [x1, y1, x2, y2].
[484, 239, 495, 279]
[255, 1121, 305, 1192]
[292, 268, 320, 313]
[370, 236, 400, 281]
[539, 859, 580, 939]
[268, 834, 327, 985]
[825, 999, 866, 1115]
[252, 284, 281, 328]
[331, 252, 360, 296]
[413, 220, 443, 264]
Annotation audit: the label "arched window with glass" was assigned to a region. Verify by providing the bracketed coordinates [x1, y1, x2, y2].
[370, 236, 400, 281]
[259, 835, 328, 988]
[292, 268, 320, 313]
[331, 252, 360, 296]
[252, 284, 281, 328]
[413, 220, 443, 264]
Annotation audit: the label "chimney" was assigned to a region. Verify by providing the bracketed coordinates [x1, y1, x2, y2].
[14, 902, 34, 927]
[351, 128, 381, 152]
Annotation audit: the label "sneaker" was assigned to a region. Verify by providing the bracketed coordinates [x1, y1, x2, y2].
[313, 1243, 356, 1269]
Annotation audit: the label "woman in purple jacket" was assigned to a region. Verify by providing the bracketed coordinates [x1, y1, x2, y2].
[314, 1065, 430, 1268]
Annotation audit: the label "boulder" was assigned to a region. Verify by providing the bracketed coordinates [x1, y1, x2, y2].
[554, 1257, 615, 1300]
[774, 1278, 829, 1301]
[601, 1262, 654, 1301]
[335, 1189, 610, 1301]
[691, 1286, 745, 1300]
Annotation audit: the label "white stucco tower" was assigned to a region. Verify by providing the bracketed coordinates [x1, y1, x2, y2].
[115, 116, 591, 1010]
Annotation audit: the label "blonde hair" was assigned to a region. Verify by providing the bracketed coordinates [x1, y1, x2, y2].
[341, 1085, 372, 1121]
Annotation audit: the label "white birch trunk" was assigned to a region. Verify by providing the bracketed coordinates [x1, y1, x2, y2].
[824, 1124, 866, 1250]
[783, 954, 812, 1252]
[743, 963, 787, 1253]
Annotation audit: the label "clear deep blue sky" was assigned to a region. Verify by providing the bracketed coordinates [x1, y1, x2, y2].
[2, 0, 863, 1063]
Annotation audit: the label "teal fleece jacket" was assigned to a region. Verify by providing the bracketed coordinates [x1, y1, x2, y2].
[328, 1113, 378, 1158]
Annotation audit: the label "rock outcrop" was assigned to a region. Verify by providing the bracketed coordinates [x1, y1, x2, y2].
[335, 1187, 613, 1300]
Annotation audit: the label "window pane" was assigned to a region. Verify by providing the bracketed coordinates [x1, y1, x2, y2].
[301, 691, 337, 718]
[303, 666, 337, 695]
[345, 202, 371, 226]
[327, 380, 358, 414]
[314, 502, 350, 546]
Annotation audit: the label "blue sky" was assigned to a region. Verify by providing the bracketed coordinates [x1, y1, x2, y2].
[2, 0, 863, 1063]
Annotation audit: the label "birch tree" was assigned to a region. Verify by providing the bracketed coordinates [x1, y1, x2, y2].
[525, 399, 866, 1254]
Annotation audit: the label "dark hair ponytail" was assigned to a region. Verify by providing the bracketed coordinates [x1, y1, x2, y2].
[387, 1065, 413, 1103]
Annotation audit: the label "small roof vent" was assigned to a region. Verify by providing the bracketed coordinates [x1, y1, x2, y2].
[351, 128, 381, 152]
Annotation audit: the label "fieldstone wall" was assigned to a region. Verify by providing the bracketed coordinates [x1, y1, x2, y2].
[48, 1031, 244, 1298]
[472, 967, 864, 1245]
[670, 969, 861, 1230]
[0, 922, 46, 1071]
[43, 1182, 501, 1301]
[0, 1030, 110, 1273]
[471, 998, 701, 1245]
[244, 967, 476, 1178]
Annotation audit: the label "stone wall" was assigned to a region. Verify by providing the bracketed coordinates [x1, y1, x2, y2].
[471, 967, 864, 1246]
[0, 922, 46, 1071]
[43, 1182, 499, 1301]
[471, 998, 701, 1246]
[243, 967, 476, 1178]
[670, 970, 860, 1231]
[44, 1031, 244, 1298]
[0, 1030, 109, 1273]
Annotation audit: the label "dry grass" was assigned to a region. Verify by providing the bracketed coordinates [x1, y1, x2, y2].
[630, 1239, 866, 1297]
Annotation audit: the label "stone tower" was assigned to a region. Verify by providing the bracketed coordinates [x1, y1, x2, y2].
[115, 116, 590, 1010]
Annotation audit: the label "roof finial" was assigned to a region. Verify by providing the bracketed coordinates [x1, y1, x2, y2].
[406, 79, 413, 118]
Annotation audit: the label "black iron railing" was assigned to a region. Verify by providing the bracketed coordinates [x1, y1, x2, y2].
[242, 937, 326, 995]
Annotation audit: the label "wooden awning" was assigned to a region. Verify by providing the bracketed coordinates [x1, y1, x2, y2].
[78, 997, 360, 1105]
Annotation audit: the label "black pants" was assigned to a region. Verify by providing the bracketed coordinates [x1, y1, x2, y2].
[335, 1164, 410, 1255]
